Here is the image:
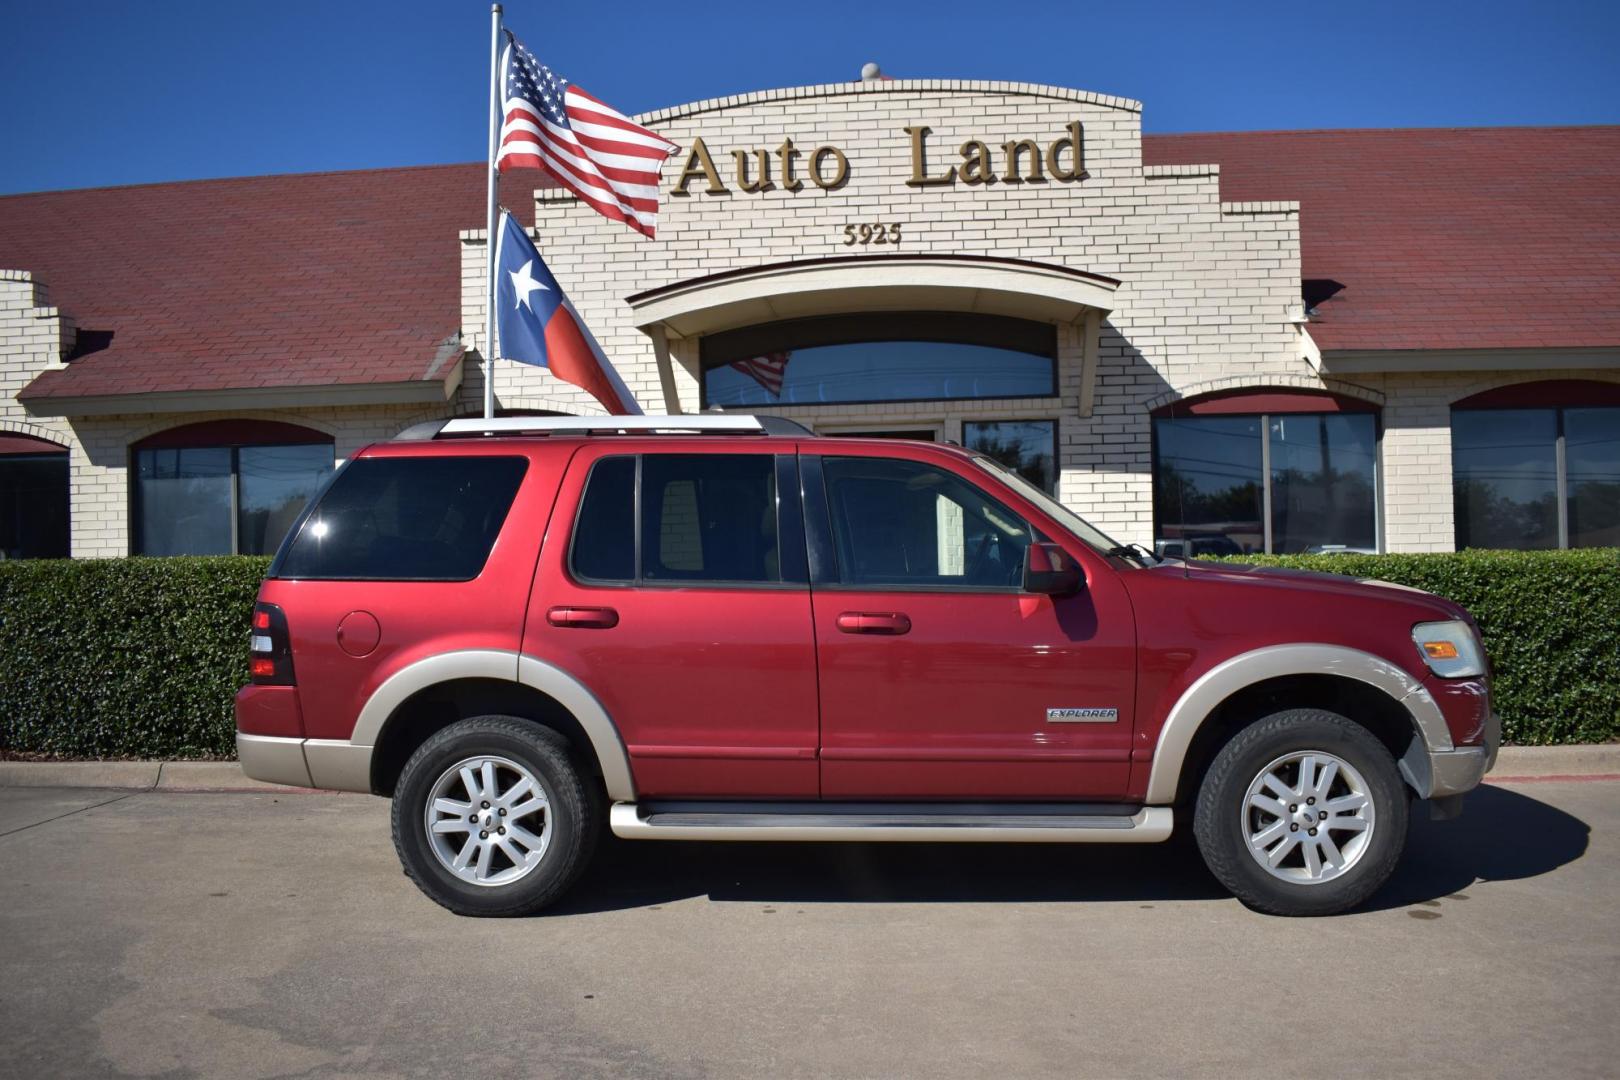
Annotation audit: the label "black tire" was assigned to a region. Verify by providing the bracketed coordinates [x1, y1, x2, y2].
[1193, 708, 1408, 916]
[391, 715, 599, 917]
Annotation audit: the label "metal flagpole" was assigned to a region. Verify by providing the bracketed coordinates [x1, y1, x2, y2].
[483, 3, 503, 419]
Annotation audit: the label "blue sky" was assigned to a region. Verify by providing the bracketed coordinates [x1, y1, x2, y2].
[4, 0, 1617, 195]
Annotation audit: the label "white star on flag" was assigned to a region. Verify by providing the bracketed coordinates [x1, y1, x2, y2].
[508, 259, 549, 312]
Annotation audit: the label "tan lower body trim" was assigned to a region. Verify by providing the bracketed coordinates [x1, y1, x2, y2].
[304, 739, 373, 792]
[236, 733, 313, 788]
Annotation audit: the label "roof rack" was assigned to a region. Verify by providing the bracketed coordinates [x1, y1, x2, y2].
[393, 414, 812, 441]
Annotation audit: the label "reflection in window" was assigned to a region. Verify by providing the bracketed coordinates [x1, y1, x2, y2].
[964, 420, 1056, 495]
[822, 456, 1033, 589]
[1452, 411, 1558, 549]
[0, 443, 70, 559]
[1568, 409, 1620, 548]
[1153, 416, 1264, 555]
[701, 313, 1057, 408]
[1269, 414, 1378, 553]
[1453, 405, 1620, 549]
[1153, 412, 1378, 555]
[135, 438, 333, 556]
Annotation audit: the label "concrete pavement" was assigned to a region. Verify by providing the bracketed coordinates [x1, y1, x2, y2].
[0, 776, 1616, 1079]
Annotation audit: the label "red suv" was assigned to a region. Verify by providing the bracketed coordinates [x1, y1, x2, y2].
[236, 415, 1498, 917]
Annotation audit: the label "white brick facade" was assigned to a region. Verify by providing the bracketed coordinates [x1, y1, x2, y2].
[5, 81, 1617, 556]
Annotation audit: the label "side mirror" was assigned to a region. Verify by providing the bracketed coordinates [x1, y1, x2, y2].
[1022, 542, 1084, 597]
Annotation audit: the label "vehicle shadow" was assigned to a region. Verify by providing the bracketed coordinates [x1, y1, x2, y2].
[553, 784, 1588, 916]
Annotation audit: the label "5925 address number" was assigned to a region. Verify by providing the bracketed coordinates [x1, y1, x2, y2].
[842, 222, 902, 246]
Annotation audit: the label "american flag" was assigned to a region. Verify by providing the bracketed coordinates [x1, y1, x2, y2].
[497, 33, 678, 238]
[730, 352, 791, 398]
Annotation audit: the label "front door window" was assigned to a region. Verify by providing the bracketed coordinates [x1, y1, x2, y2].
[821, 456, 1033, 590]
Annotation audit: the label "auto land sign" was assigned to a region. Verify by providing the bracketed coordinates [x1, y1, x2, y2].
[670, 121, 1088, 195]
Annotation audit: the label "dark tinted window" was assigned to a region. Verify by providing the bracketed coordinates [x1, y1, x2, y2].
[1452, 405, 1620, 550]
[822, 457, 1032, 589]
[278, 456, 526, 580]
[1152, 413, 1378, 555]
[1567, 408, 1620, 547]
[641, 455, 779, 583]
[1453, 410, 1559, 550]
[571, 457, 635, 581]
[0, 451, 69, 559]
[1268, 414, 1378, 553]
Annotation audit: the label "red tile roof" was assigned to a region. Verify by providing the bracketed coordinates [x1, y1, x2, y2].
[5, 165, 552, 401]
[4, 125, 1617, 404]
[1144, 126, 1620, 353]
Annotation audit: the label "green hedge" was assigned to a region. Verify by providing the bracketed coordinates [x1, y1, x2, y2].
[1, 550, 1615, 758]
[1208, 549, 1620, 745]
[0, 557, 269, 759]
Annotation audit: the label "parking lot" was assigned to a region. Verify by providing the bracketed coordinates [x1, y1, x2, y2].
[1, 777, 1616, 1080]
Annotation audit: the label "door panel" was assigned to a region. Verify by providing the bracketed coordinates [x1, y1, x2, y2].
[526, 445, 819, 799]
[807, 450, 1137, 800]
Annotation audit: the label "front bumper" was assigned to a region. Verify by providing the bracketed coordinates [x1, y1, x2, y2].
[1424, 709, 1501, 799]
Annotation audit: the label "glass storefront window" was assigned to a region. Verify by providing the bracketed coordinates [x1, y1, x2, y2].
[1153, 410, 1378, 556]
[1453, 404, 1620, 550]
[701, 312, 1057, 408]
[1269, 414, 1378, 554]
[1567, 408, 1620, 548]
[963, 420, 1057, 495]
[134, 432, 333, 556]
[1153, 415, 1265, 556]
[1452, 410, 1559, 550]
[0, 446, 70, 559]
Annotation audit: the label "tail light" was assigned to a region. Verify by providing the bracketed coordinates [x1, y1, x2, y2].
[249, 601, 296, 685]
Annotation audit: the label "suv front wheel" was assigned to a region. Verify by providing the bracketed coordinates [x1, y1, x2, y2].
[392, 716, 599, 916]
[1193, 709, 1408, 916]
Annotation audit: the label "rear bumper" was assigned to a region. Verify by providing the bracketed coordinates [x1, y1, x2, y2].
[1425, 709, 1501, 799]
[236, 733, 314, 788]
[236, 733, 372, 792]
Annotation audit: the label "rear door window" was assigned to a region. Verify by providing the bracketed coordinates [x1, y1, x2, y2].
[275, 456, 527, 581]
[569, 453, 782, 585]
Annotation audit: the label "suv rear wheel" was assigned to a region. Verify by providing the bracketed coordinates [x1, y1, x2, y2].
[391, 716, 599, 916]
[1193, 708, 1407, 916]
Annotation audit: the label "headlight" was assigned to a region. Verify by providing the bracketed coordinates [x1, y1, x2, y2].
[1412, 620, 1485, 678]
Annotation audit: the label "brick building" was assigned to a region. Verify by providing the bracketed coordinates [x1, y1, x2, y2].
[3, 79, 1617, 559]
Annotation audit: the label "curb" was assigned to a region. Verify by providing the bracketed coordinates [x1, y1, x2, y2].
[2, 744, 1617, 792]
[0, 760, 341, 794]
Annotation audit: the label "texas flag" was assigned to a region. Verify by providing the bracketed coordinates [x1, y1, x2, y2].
[494, 211, 642, 414]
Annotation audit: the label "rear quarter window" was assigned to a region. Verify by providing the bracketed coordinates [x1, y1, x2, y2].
[275, 456, 528, 581]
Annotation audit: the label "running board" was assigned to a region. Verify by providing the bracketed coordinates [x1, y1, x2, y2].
[609, 801, 1174, 843]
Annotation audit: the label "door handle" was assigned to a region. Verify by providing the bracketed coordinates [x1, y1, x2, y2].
[835, 611, 911, 635]
[547, 606, 620, 630]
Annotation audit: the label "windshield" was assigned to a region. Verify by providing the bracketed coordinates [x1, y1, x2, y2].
[971, 455, 1130, 558]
